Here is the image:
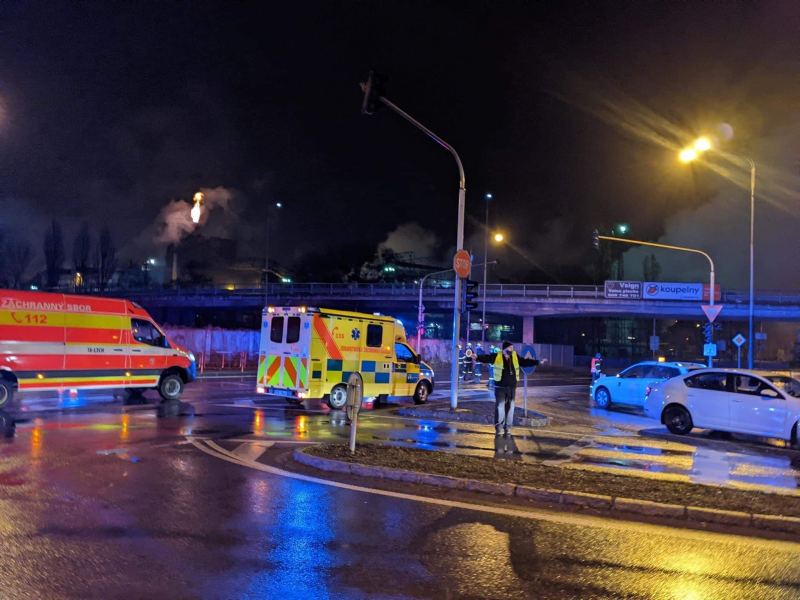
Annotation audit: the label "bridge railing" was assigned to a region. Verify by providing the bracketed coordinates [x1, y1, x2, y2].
[108, 282, 800, 305]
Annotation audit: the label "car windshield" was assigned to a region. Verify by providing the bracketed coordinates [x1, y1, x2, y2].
[765, 376, 800, 398]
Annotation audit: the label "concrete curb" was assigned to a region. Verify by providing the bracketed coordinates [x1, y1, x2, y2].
[397, 405, 551, 428]
[293, 448, 800, 535]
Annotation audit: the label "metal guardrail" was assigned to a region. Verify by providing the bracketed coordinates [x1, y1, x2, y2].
[105, 282, 800, 305]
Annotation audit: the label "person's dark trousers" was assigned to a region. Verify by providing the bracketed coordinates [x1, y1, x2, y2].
[493, 386, 516, 434]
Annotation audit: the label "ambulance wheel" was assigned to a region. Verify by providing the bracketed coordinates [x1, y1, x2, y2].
[373, 394, 389, 407]
[126, 388, 146, 398]
[326, 385, 347, 410]
[0, 380, 14, 409]
[413, 382, 430, 405]
[158, 374, 184, 402]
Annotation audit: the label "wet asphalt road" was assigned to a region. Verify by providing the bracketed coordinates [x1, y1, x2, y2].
[0, 378, 799, 599]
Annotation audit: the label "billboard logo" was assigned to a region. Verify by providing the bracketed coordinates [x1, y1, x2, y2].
[646, 284, 659, 296]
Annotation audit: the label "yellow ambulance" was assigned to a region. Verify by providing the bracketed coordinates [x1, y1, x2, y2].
[257, 306, 434, 409]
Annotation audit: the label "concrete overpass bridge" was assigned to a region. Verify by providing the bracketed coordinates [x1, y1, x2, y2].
[124, 283, 800, 322]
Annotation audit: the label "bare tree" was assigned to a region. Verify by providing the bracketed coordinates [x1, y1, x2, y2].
[7, 241, 32, 289]
[643, 253, 661, 281]
[72, 221, 92, 287]
[43, 220, 65, 288]
[95, 226, 117, 291]
[649, 253, 661, 282]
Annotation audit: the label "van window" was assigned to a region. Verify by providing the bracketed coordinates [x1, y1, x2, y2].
[286, 317, 301, 344]
[132, 319, 168, 348]
[270, 317, 284, 344]
[366, 324, 383, 348]
[395, 343, 414, 363]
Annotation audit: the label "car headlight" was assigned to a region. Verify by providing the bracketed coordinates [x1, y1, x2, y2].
[188, 352, 195, 362]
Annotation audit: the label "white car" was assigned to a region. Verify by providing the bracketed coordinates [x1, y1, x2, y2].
[591, 361, 705, 409]
[643, 369, 800, 443]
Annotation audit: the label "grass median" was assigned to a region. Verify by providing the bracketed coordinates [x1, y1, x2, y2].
[304, 443, 800, 518]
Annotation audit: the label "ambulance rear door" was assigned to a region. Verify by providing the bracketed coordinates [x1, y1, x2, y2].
[260, 309, 312, 398]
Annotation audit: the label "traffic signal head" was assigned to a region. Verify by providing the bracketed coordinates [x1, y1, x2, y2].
[460, 279, 479, 314]
[360, 70, 387, 115]
[592, 229, 600, 250]
[703, 322, 713, 343]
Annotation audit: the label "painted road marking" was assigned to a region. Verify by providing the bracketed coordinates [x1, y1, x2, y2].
[188, 436, 800, 549]
[231, 441, 273, 462]
[542, 435, 596, 466]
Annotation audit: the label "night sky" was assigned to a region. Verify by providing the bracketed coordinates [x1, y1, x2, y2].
[0, 2, 797, 287]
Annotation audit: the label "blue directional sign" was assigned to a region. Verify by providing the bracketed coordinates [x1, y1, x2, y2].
[520, 344, 537, 375]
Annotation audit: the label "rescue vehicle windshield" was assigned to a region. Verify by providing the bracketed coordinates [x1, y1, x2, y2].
[132, 318, 170, 348]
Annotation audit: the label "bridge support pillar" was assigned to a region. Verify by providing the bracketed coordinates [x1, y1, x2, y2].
[523, 316, 534, 344]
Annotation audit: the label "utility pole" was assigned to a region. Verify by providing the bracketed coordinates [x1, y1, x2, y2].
[361, 71, 466, 410]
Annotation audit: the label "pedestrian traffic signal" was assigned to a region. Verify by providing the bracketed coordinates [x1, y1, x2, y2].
[460, 279, 479, 314]
[703, 323, 713, 343]
[592, 229, 600, 250]
[360, 70, 386, 116]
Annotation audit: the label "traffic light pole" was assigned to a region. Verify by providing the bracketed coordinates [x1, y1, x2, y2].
[597, 235, 716, 367]
[377, 96, 466, 410]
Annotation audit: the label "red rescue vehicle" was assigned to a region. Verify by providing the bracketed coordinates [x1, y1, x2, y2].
[0, 290, 196, 408]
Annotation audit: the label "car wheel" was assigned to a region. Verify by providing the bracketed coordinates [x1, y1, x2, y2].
[664, 405, 693, 435]
[413, 382, 430, 405]
[326, 384, 347, 410]
[0, 380, 14, 410]
[594, 386, 611, 409]
[158, 374, 184, 402]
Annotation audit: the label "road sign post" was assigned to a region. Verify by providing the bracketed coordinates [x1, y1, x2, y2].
[732, 334, 746, 369]
[520, 344, 537, 418]
[346, 374, 364, 454]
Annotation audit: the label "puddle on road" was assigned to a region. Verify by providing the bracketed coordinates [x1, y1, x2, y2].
[567, 438, 800, 492]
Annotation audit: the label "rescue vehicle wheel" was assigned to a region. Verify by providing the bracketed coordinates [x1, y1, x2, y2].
[326, 384, 347, 410]
[158, 374, 184, 402]
[0, 380, 14, 409]
[373, 394, 389, 407]
[413, 382, 430, 405]
[126, 388, 146, 398]
[285, 397, 304, 406]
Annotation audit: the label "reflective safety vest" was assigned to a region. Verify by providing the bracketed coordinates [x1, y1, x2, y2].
[591, 358, 602, 373]
[493, 352, 520, 382]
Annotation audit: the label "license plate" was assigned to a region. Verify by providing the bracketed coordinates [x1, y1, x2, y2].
[270, 388, 294, 398]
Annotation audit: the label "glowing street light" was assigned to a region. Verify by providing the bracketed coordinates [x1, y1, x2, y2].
[679, 148, 698, 163]
[694, 137, 712, 152]
[617, 224, 628, 235]
[493, 233, 504, 243]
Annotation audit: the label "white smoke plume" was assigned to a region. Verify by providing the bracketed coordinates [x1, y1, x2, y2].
[151, 186, 241, 246]
[378, 222, 439, 258]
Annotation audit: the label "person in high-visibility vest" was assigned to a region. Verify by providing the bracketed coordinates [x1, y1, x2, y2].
[591, 353, 603, 384]
[477, 341, 541, 436]
[474, 344, 484, 381]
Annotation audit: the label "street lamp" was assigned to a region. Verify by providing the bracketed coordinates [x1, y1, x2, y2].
[482, 193, 493, 345]
[679, 138, 756, 368]
[493, 233, 504, 243]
